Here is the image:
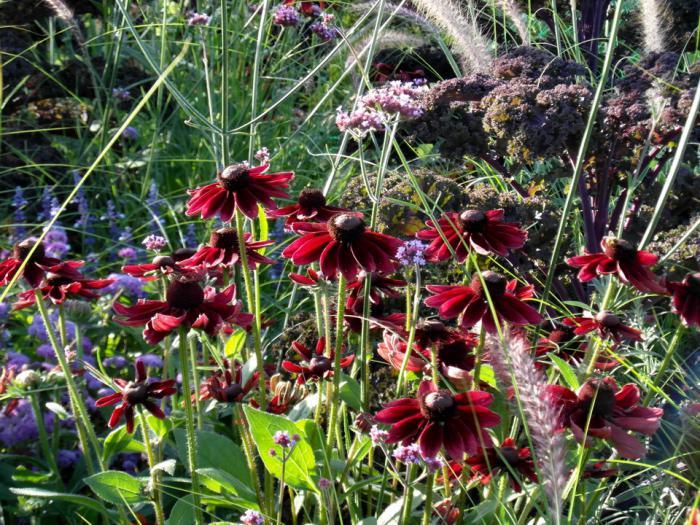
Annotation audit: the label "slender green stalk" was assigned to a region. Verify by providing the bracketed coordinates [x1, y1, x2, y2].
[326, 275, 347, 448]
[178, 328, 203, 525]
[34, 293, 103, 472]
[248, 0, 270, 162]
[276, 458, 286, 525]
[234, 404, 265, 510]
[643, 324, 685, 405]
[188, 336, 203, 429]
[29, 393, 59, 478]
[397, 269, 422, 395]
[399, 464, 417, 525]
[422, 473, 434, 525]
[139, 410, 165, 525]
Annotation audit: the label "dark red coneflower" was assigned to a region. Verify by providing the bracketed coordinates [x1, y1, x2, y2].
[284, 0, 326, 15]
[198, 360, 257, 403]
[425, 271, 542, 333]
[416, 209, 527, 262]
[267, 188, 348, 229]
[113, 276, 252, 344]
[546, 377, 663, 459]
[122, 248, 196, 282]
[466, 438, 538, 492]
[186, 163, 294, 221]
[346, 272, 406, 307]
[377, 330, 426, 373]
[178, 227, 274, 270]
[434, 334, 478, 390]
[0, 239, 60, 288]
[566, 236, 666, 294]
[413, 319, 460, 351]
[282, 338, 354, 384]
[563, 311, 641, 344]
[343, 296, 406, 334]
[374, 380, 500, 459]
[536, 323, 618, 370]
[281, 213, 404, 281]
[666, 272, 700, 328]
[95, 359, 177, 433]
[14, 261, 113, 310]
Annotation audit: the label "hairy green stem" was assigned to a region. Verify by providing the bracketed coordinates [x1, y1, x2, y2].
[326, 275, 347, 448]
[30, 392, 60, 478]
[140, 410, 165, 525]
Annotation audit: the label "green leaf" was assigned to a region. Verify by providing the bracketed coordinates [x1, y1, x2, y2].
[152, 459, 177, 476]
[45, 401, 69, 420]
[173, 429, 250, 486]
[102, 425, 144, 463]
[85, 470, 145, 505]
[377, 489, 424, 525]
[243, 406, 318, 490]
[146, 414, 172, 441]
[257, 205, 269, 251]
[224, 330, 247, 358]
[339, 374, 362, 411]
[549, 354, 580, 390]
[197, 468, 258, 505]
[167, 495, 194, 525]
[477, 364, 497, 388]
[10, 487, 108, 516]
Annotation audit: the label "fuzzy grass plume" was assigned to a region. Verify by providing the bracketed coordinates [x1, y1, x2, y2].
[640, 0, 669, 53]
[499, 0, 530, 45]
[488, 331, 568, 524]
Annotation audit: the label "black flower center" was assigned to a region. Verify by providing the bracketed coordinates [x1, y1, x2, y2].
[173, 248, 197, 262]
[152, 255, 175, 268]
[221, 383, 244, 402]
[578, 379, 616, 418]
[686, 273, 700, 294]
[309, 356, 333, 376]
[209, 227, 238, 249]
[420, 390, 456, 421]
[595, 311, 621, 328]
[328, 214, 366, 244]
[498, 446, 521, 466]
[603, 237, 636, 262]
[297, 188, 327, 209]
[166, 279, 205, 310]
[13, 239, 45, 261]
[458, 210, 487, 233]
[217, 164, 251, 192]
[470, 271, 507, 299]
[418, 319, 448, 341]
[123, 382, 149, 405]
[46, 272, 73, 287]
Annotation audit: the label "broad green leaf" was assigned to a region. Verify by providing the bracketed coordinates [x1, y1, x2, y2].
[550, 354, 580, 390]
[243, 406, 318, 491]
[152, 459, 176, 476]
[173, 429, 250, 486]
[10, 487, 108, 516]
[224, 330, 247, 358]
[477, 364, 497, 388]
[102, 425, 144, 463]
[167, 495, 194, 525]
[45, 402, 69, 420]
[85, 470, 144, 505]
[377, 489, 424, 525]
[146, 414, 172, 441]
[197, 468, 258, 504]
[339, 374, 362, 411]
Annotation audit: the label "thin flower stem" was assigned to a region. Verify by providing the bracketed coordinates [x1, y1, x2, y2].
[399, 464, 416, 525]
[139, 410, 165, 525]
[277, 456, 286, 525]
[397, 269, 422, 395]
[235, 210, 267, 409]
[178, 328, 203, 525]
[29, 392, 60, 478]
[326, 275, 347, 448]
[188, 336, 203, 429]
[35, 292, 103, 472]
[422, 472, 434, 525]
[643, 324, 685, 405]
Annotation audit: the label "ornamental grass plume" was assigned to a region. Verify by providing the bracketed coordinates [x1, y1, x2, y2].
[487, 331, 568, 523]
[640, 0, 669, 53]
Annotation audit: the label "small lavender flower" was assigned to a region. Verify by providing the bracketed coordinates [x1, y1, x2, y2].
[0, 302, 9, 321]
[310, 19, 338, 42]
[273, 430, 299, 448]
[44, 228, 71, 258]
[112, 87, 131, 101]
[370, 425, 389, 445]
[57, 449, 82, 469]
[12, 187, 28, 239]
[138, 353, 163, 368]
[104, 273, 145, 299]
[392, 443, 423, 464]
[184, 223, 198, 248]
[272, 4, 300, 26]
[240, 510, 264, 525]
[254, 146, 271, 164]
[118, 247, 137, 261]
[186, 10, 211, 26]
[103, 356, 129, 369]
[142, 234, 167, 251]
[318, 477, 331, 489]
[37, 344, 55, 360]
[396, 240, 427, 267]
[7, 352, 30, 368]
[121, 126, 138, 141]
[423, 455, 444, 472]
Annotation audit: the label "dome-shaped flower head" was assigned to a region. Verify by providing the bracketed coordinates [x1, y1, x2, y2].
[425, 272, 542, 333]
[14, 261, 113, 310]
[113, 275, 252, 344]
[95, 358, 176, 433]
[465, 438, 538, 492]
[282, 338, 354, 384]
[186, 163, 294, 221]
[375, 380, 500, 459]
[416, 209, 527, 262]
[267, 188, 348, 229]
[346, 272, 406, 307]
[377, 330, 426, 373]
[281, 213, 404, 281]
[413, 319, 460, 350]
[434, 334, 478, 389]
[198, 360, 257, 403]
[563, 311, 641, 344]
[566, 237, 666, 294]
[546, 377, 663, 459]
[667, 272, 700, 328]
[122, 248, 197, 282]
[178, 227, 274, 270]
[0, 239, 60, 288]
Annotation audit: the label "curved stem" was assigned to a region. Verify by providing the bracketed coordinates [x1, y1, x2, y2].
[178, 328, 203, 525]
[139, 410, 165, 525]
